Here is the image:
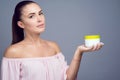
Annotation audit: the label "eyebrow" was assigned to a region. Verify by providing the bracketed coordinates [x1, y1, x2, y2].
[28, 10, 43, 15]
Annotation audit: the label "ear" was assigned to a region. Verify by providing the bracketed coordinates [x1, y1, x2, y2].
[17, 21, 24, 29]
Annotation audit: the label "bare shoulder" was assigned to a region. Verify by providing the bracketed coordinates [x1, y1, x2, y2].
[46, 40, 61, 53]
[4, 43, 23, 58]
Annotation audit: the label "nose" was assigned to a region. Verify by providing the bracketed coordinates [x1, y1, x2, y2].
[37, 15, 42, 22]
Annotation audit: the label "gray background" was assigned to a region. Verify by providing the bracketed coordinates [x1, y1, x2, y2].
[0, 0, 120, 80]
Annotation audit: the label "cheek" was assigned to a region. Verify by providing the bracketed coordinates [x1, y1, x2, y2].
[23, 21, 36, 31]
[24, 20, 36, 27]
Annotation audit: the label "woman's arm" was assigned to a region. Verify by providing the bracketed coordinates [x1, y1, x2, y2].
[66, 42, 104, 80]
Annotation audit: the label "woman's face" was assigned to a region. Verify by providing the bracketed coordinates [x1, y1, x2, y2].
[18, 3, 45, 34]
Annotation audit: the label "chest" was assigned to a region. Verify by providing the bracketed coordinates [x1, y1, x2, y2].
[19, 45, 56, 58]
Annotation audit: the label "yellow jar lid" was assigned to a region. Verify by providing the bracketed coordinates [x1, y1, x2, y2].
[84, 35, 100, 39]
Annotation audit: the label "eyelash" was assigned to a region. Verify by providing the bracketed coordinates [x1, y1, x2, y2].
[29, 15, 34, 18]
[39, 12, 43, 15]
[29, 12, 43, 18]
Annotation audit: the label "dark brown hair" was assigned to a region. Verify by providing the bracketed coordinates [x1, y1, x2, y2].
[11, 0, 36, 44]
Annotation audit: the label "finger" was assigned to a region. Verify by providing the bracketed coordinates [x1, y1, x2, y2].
[96, 43, 101, 50]
[96, 42, 104, 50]
[99, 42, 104, 49]
[91, 45, 96, 51]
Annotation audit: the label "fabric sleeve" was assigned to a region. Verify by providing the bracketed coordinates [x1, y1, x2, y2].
[1, 58, 21, 80]
[58, 53, 69, 80]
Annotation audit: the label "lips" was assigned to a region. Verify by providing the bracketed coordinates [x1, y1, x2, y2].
[37, 24, 45, 28]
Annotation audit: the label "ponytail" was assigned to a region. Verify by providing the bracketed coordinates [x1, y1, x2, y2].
[11, 14, 24, 44]
[11, 0, 36, 44]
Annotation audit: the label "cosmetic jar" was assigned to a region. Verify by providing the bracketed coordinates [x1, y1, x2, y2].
[84, 35, 100, 47]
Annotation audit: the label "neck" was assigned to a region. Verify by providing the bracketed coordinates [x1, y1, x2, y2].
[24, 33, 42, 44]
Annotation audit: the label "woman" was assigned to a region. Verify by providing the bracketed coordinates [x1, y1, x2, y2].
[1, 0, 104, 80]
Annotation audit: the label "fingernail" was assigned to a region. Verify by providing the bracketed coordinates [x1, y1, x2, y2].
[101, 42, 104, 45]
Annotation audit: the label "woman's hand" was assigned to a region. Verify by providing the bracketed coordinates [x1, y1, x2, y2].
[79, 42, 104, 53]
[74, 42, 104, 60]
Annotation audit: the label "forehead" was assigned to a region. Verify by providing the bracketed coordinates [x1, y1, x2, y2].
[21, 3, 42, 15]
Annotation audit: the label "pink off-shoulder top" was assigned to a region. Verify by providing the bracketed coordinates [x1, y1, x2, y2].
[1, 52, 69, 80]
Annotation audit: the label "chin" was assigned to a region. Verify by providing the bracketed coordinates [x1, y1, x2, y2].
[38, 28, 45, 34]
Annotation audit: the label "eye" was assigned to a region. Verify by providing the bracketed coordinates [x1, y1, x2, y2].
[39, 12, 43, 15]
[29, 15, 33, 18]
